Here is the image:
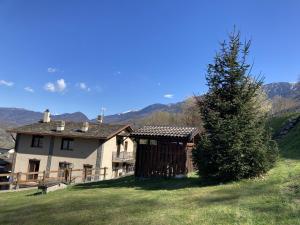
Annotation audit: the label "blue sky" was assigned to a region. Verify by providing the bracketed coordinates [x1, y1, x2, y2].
[0, 0, 299, 118]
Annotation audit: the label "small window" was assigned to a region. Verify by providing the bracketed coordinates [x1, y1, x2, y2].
[149, 140, 157, 146]
[139, 139, 148, 145]
[31, 135, 43, 148]
[58, 162, 72, 178]
[124, 141, 128, 152]
[61, 138, 74, 150]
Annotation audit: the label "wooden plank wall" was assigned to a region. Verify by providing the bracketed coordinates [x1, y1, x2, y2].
[185, 143, 194, 173]
[135, 141, 188, 178]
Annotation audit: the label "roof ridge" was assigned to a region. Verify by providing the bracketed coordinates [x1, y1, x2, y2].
[7, 122, 131, 139]
[142, 125, 197, 128]
[132, 126, 199, 139]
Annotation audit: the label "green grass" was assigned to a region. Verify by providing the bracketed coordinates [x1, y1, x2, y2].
[0, 115, 300, 225]
[267, 112, 299, 136]
[276, 115, 300, 159]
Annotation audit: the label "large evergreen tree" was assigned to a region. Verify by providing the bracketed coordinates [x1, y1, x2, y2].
[193, 30, 278, 182]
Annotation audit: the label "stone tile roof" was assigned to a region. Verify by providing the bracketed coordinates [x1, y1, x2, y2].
[7, 121, 131, 139]
[131, 126, 198, 139]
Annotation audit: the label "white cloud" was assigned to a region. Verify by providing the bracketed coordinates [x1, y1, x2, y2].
[24, 87, 34, 93]
[47, 67, 58, 73]
[164, 94, 174, 99]
[0, 80, 14, 87]
[79, 82, 86, 89]
[44, 82, 56, 92]
[56, 79, 66, 91]
[44, 79, 67, 92]
[78, 82, 91, 91]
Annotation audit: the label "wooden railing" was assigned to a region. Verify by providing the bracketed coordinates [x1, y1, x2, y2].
[112, 151, 134, 162]
[0, 167, 107, 190]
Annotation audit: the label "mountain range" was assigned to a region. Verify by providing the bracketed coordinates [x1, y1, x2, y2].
[0, 82, 299, 148]
[263, 82, 299, 99]
[104, 82, 300, 123]
[0, 109, 89, 148]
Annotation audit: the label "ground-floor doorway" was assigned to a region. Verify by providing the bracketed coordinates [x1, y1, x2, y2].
[27, 159, 40, 180]
[58, 162, 72, 182]
[83, 164, 93, 182]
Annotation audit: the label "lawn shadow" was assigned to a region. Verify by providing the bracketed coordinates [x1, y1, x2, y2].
[0, 192, 162, 225]
[279, 148, 300, 160]
[192, 176, 297, 218]
[26, 191, 43, 196]
[73, 175, 218, 191]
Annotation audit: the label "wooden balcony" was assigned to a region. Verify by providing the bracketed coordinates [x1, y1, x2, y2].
[112, 151, 134, 163]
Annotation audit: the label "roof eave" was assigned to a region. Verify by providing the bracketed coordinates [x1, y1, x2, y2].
[107, 124, 132, 140]
[7, 124, 133, 140]
[130, 134, 190, 141]
[6, 130, 108, 140]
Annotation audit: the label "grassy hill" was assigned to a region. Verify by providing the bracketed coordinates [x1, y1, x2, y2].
[268, 113, 300, 159]
[0, 114, 299, 225]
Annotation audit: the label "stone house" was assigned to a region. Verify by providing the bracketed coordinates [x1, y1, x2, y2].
[7, 110, 135, 183]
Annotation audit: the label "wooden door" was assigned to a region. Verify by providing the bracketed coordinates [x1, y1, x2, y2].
[113, 163, 119, 178]
[58, 162, 72, 181]
[27, 160, 40, 180]
[83, 165, 93, 181]
[114, 170, 118, 178]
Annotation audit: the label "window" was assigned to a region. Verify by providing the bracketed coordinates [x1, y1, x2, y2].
[31, 135, 43, 148]
[124, 141, 128, 152]
[61, 138, 74, 150]
[139, 139, 148, 145]
[150, 140, 157, 146]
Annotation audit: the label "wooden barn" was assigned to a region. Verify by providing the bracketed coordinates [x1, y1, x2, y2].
[131, 126, 200, 178]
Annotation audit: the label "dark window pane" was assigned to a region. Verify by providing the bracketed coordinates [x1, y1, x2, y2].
[68, 140, 74, 150]
[124, 141, 128, 151]
[31, 135, 43, 148]
[61, 138, 74, 150]
[63, 140, 68, 149]
[38, 137, 43, 147]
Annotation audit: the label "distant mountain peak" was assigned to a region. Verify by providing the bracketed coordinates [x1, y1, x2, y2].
[0, 108, 89, 127]
[103, 82, 299, 124]
[263, 82, 299, 99]
[121, 109, 138, 114]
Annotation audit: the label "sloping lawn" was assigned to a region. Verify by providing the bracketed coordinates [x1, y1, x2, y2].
[267, 112, 299, 135]
[0, 117, 299, 225]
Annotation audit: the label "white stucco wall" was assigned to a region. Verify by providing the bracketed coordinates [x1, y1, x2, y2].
[13, 134, 50, 181]
[101, 136, 115, 179]
[12, 132, 135, 182]
[50, 137, 100, 182]
[98, 136, 135, 179]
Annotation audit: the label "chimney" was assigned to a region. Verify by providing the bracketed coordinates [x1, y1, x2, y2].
[97, 115, 103, 124]
[43, 109, 51, 123]
[81, 122, 89, 132]
[97, 107, 105, 124]
[56, 120, 65, 132]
